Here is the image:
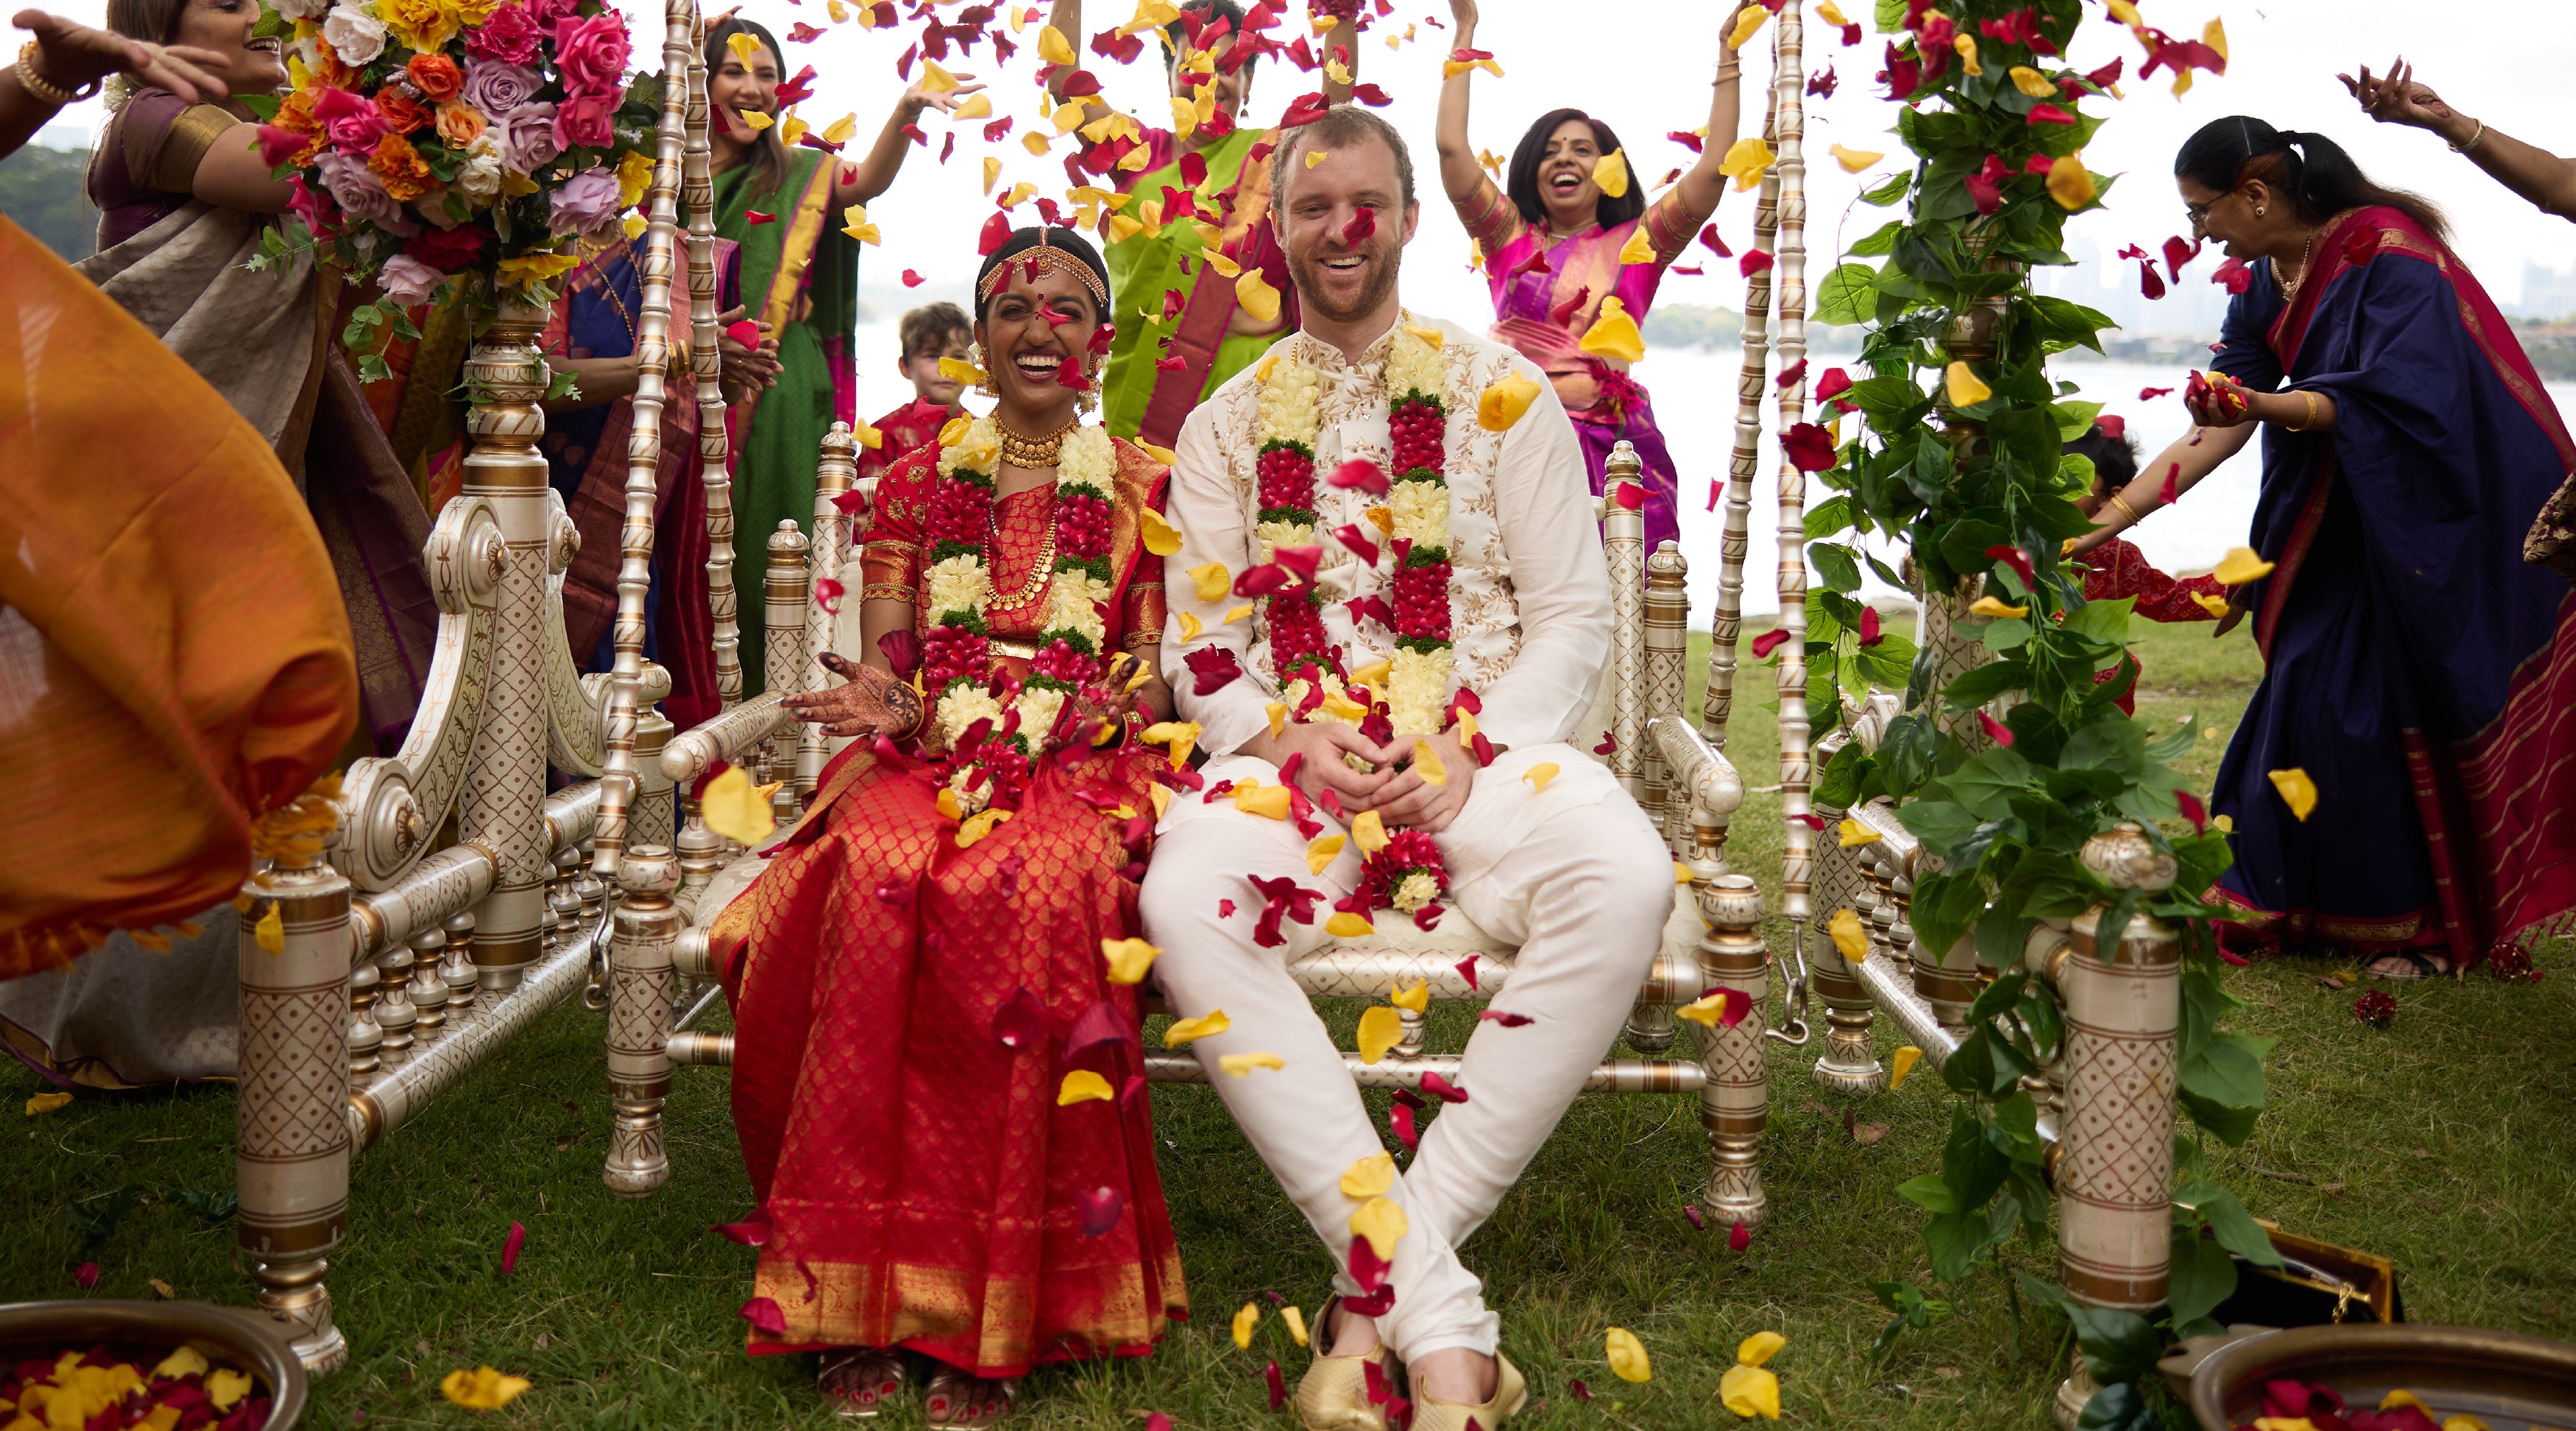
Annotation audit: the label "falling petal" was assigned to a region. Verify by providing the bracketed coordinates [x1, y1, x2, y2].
[1726, 3, 1767, 48]
[500, 1221, 526, 1276]
[1522, 762, 1558, 792]
[1830, 142, 1884, 172]
[254, 904, 283, 955]
[1978, 710, 2018, 748]
[738, 1296, 788, 1334]
[2268, 768, 2318, 821]
[1326, 911, 1374, 937]
[1411, 739, 1448, 787]
[1101, 937, 1160, 985]
[1944, 361, 1992, 407]
[2046, 152, 2097, 211]
[1782, 422, 1839, 472]
[1219, 1051, 1287, 1078]
[1074, 1186, 1123, 1236]
[1236, 270, 1282, 324]
[1479, 1009, 1535, 1027]
[1356, 1006, 1404, 1064]
[2008, 64, 2057, 97]
[1341, 1151, 1396, 1198]
[1606, 1327, 1652, 1383]
[1591, 147, 1629, 198]
[1389, 980, 1430, 1014]
[1717, 136, 1776, 191]
[1058, 1070, 1115, 1105]
[1388, 1100, 1419, 1151]
[1164, 1010, 1231, 1047]
[1348, 1196, 1409, 1259]
[1455, 956, 1480, 990]
[1189, 561, 1231, 602]
[1720, 1362, 1782, 1419]
[1617, 226, 1657, 265]
[2213, 546, 2278, 585]
[1477, 370, 1541, 431]
[1351, 809, 1391, 854]
[1420, 1071, 1469, 1104]
[1677, 987, 1751, 1028]
[994, 986, 1046, 1050]
[1837, 819, 1880, 849]
[1967, 595, 2030, 619]
[1141, 507, 1184, 556]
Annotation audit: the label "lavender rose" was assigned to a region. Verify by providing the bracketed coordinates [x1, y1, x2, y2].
[550, 90, 615, 153]
[460, 56, 541, 118]
[497, 102, 560, 173]
[547, 167, 625, 240]
[376, 252, 447, 306]
[316, 151, 418, 237]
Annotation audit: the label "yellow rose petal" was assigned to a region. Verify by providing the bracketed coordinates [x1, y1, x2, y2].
[726, 31, 759, 63]
[1101, 937, 1160, 985]
[1591, 147, 1629, 199]
[2009, 64, 2058, 98]
[2381, 1392, 2431, 1413]
[1718, 136, 1775, 192]
[1164, 1009, 1231, 1046]
[1235, 270, 1282, 324]
[1389, 980, 1429, 1014]
[1038, 22, 1075, 63]
[2192, 592, 2233, 618]
[1139, 507, 1184, 556]
[1349, 658, 1392, 688]
[1349, 1195, 1408, 1259]
[253, 903, 283, 954]
[736, 109, 772, 131]
[937, 355, 986, 386]
[1233, 1301, 1262, 1347]
[1953, 32, 1982, 77]
[1220, 1051, 1286, 1078]
[2268, 767, 2318, 822]
[955, 807, 1011, 848]
[2213, 546, 2278, 586]
[2047, 152, 2097, 211]
[1058, 1069, 1114, 1105]
[1944, 361, 1992, 408]
[950, 92, 992, 122]
[1726, 3, 1767, 49]
[1178, 610, 1204, 641]
[1720, 1362, 1781, 1419]
[1617, 226, 1657, 265]
[1677, 989, 1739, 1027]
[1340, 1151, 1396, 1198]
[1523, 762, 1559, 792]
[1189, 561, 1230, 602]
[701, 763, 779, 846]
[1477, 370, 1540, 431]
[1231, 781, 1292, 819]
[26, 1091, 72, 1115]
[1674, 861, 1694, 884]
[1411, 738, 1447, 787]
[1606, 1327, 1652, 1382]
[2441, 1417, 2494, 1431]
[1829, 907, 1869, 962]
[1579, 296, 1645, 363]
[1352, 809, 1390, 854]
[1889, 1045, 1924, 1090]
[1737, 1330, 1786, 1368]
[1818, 0, 1849, 24]
[1307, 834, 1347, 875]
[439, 1367, 532, 1412]
[1830, 142, 1885, 173]
[153, 1347, 210, 1381]
[1837, 818, 1881, 848]
[1282, 1305, 1310, 1346]
[1968, 595, 2031, 619]
[1356, 1005, 1404, 1064]
[1223, 602, 1254, 625]
[1325, 911, 1375, 937]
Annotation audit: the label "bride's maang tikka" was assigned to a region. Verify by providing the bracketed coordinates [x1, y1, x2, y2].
[977, 230, 1108, 312]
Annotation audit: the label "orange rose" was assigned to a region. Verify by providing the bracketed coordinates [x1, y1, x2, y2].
[433, 100, 485, 148]
[405, 52, 461, 102]
[275, 86, 321, 135]
[369, 132, 434, 202]
[374, 87, 429, 136]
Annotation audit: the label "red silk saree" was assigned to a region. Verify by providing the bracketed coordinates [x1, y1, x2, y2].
[716, 435, 1185, 1377]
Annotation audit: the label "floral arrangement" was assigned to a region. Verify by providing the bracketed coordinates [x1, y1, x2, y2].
[1239, 323, 1483, 930]
[242, 0, 663, 378]
[912, 416, 1128, 841]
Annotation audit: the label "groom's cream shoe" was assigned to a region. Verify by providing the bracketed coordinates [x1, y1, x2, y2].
[1292, 1296, 1392, 1431]
[1409, 1351, 1528, 1431]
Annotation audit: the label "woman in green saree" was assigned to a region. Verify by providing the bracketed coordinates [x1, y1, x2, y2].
[703, 16, 980, 694]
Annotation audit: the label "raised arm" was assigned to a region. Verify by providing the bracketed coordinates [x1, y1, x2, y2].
[5, 9, 232, 160]
[1433, 0, 1483, 206]
[834, 74, 985, 207]
[1043, 0, 1112, 131]
[1657, 3, 1757, 250]
[2343, 57, 2576, 223]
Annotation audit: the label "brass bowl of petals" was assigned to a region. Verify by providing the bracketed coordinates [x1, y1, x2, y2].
[2189, 1323, 2576, 1431]
[0, 1301, 306, 1431]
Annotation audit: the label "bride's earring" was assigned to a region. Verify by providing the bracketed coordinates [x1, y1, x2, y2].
[1078, 358, 1101, 415]
[972, 341, 999, 396]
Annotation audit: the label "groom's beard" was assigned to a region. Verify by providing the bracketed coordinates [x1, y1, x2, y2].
[1285, 233, 1403, 328]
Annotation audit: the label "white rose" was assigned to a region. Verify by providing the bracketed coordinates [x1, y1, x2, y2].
[1055, 425, 1116, 491]
[1043, 571, 1112, 644]
[273, 0, 330, 18]
[1392, 871, 1440, 912]
[451, 134, 502, 203]
[320, 3, 386, 64]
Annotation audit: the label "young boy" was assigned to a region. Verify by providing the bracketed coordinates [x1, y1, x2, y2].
[2065, 418, 2225, 712]
[859, 301, 973, 485]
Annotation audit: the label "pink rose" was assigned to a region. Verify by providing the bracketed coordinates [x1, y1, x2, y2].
[522, 0, 580, 27]
[547, 166, 623, 239]
[550, 89, 615, 152]
[312, 86, 387, 155]
[497, 101, 560, 172]
[287, 174, 342, 237]
[551, 11, 630, 97]
[463, 1, 541, 65]
[376, 252, 446, 306]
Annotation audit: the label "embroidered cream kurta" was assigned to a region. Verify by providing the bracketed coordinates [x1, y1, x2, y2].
[1159, 309, 1614, 758]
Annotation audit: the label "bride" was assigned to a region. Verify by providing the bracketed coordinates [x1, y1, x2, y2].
[715, 226, 1187, 1425]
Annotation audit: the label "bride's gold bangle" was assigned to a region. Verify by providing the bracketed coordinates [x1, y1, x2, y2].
[2107, 492, 2145, 526]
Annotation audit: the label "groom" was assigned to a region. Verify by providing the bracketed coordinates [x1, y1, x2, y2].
[1143, 105, 1672, 1431]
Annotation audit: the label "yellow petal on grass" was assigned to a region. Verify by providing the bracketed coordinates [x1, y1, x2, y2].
[1717, 136, 1775, 191]
[1348, 1196, 1408, 1259]
[2268, 767, 2318, 822]
[1233, 1301, 1262, 1347]
[1579, 296, 1645, 363]
[1058, 1070, 1115, 1105]
[1325, 911, 1375, 937]
[1307, 834, 1347, 875]
[1351, 809, 1390, 854]
[1591, 147, 1629, 200]
[1231, 780, 1293, 819]
[1220, 1051, 1286, 1078]
[2047, 152, 2097, 211]
[1282, 1305, 1310, 1346]
[2008, 65, 2059, 98]
[24, 1091, 72, 1115]
[1102, 937, 1161, 984]
[1889, 1044, 1924, 1090]
[1189, 561, 1230, 602]
[1235, 270, 1282, 324]
[1837, 818, 1881, 848]
[439, 1367, 532, 1412]
[1478, 370, 1540, 431]
[1523, 762, 1559, 792]
[1830, 907, 1870, 962]
[1737, 1331, 1787, 1368]
[1606, 1327, 1652, 1383]
[1223, 602, 1255, 625]
[1944, 361, 1991, 407]
[1411, 738, 1447, 787]
[1967, 595, 2029, 619]
[701, 764, 779, 846]
[1340, 1151, 1396, 1198]
[2213, 546, 2278, 586]
[1725, 2, 1767, 49]
[1720, 1362, 1782, 1419]
[1164, 1009, 1231, 1046]
[1830, 142, 1885, 173]
[1389, 980, 1429, 1014]
[955, 807, 1011, 848]
[1037, 22, 1075, 64]
[1356, 1005, 1405, 1064]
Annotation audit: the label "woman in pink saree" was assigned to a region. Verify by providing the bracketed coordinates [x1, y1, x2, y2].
[1432, 0, 1756, 555]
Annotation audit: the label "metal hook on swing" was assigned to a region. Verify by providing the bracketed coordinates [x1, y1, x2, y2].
[1765, 926, 1813, 1046]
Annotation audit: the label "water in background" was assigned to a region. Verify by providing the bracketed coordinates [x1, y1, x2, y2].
[840, 323, 2576, 619]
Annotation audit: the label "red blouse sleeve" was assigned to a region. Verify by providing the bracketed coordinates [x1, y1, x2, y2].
[859, 449, 935, 604]
[2082, 537, 2224, 623]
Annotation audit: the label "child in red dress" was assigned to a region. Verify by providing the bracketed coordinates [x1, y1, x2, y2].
[857, 301, 974, 487]
[2065, 419, 2226, 712]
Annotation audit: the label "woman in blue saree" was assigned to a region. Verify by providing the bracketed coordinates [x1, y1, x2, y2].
[2074, 118, 2576, 977]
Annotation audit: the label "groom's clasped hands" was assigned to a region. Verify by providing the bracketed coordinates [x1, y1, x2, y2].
[1239, 719, 1478, 834]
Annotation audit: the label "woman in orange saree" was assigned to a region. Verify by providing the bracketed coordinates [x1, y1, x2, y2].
[714, 228, 1186, 1426]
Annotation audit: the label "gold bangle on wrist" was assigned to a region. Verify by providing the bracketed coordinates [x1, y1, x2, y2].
[14, 39, 98, 106]
[2107, 492, 2145, 526]
[2450, 118, 2487, 155]
[2283, 390, 2320, 431]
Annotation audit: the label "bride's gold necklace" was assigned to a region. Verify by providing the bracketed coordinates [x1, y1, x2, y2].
[995, 414, 1078, 469]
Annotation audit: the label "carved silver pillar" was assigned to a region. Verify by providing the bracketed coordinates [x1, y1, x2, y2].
[1696, 872, 1768, 1229]
[1603, 441, 1646, 801]
[439, 910, 478, 1020]
[604, 846, 681, 1196]
[762, 519, 810, 826]
[1805, 783, 1885, 1095]
[237, 839, 353, 1373]
[373, 930, 418, 1064]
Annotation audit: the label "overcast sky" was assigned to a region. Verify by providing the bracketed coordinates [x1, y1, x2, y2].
[31, 0, 2576, 312]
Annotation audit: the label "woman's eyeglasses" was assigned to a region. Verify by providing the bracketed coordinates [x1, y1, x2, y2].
[2184, 198, 2216, 225]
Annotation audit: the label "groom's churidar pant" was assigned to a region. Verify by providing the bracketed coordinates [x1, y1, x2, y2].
[1141, 742, 1672, 1361]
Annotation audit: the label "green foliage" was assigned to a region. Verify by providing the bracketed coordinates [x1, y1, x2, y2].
[1805, 0, 2269, 1399]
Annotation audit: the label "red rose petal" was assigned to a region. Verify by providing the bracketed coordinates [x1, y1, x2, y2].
[1739, 248, 1775, 278]
[2176, 789, 2208, 833]
[1858, 605, 1883, 646]
[1750, 627, 1791, 658]
[744, 210, 777, 225]
[1389, 1100, 1418, 1151]
[1982, 542, 2036, 589]
[1342, 206, 1376, 245]
[2159, 461, 2182, 507]
[1454, 956, 1479, 991]
[1978, 710, 2016, 748]
[994, 986, 1046, 1050]
[1782, 421, 1838, 472]
[1075, 1186, 1124, 1236]
[1327, 458, 1391, 494]
[1683, 1204, 1706, 1231]
[741, 1296, 788, 1334]
[1698, 223, 1732, 258]
[711, 1210, 774, 1246]
[1119, 1074, 1148, 1109]
[901, 269, 925, 288]
[73, 1261, 99, 1289]
[1266, 1360, 1286, 1410]
[500, 1220, 525, 1276]
[1420, 1071, 1468, 1104]
[1728, 1219, 1752, 1251]
[1613, 481, 1644, 511]
[1477, 1009, 1533, 1027]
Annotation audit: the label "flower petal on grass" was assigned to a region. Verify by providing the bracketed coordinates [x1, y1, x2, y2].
[1233, 1301, 1262, 1348]
[441, 1367, 533, 1412]
[1606, 1327, 1652, 1382]
[24, 1091, 71, 1115]
[1267, 1359, 1287, 1410]
[1721, 1362, 1782, 1418]
[1282, 1305, 1310, 1346]
[1738, 1330, 1787, 1367]
[500, 1221, 526, 1276]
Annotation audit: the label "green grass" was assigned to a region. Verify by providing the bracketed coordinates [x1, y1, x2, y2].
[11, 615, 2575, 1429]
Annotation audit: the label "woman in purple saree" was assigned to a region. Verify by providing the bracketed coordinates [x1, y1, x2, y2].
[1430, 0, 1757, 555]
[2078, 119, 2576, 977]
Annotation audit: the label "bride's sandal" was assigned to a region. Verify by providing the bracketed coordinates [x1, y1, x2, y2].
[922, 1365, 1016, 1430]
[816, 1349, 906, 1419]
[1409, 1351, 1528, 1431]
[2368, 950, 2451, 980]
[1294, 1295, 1393, 1431]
